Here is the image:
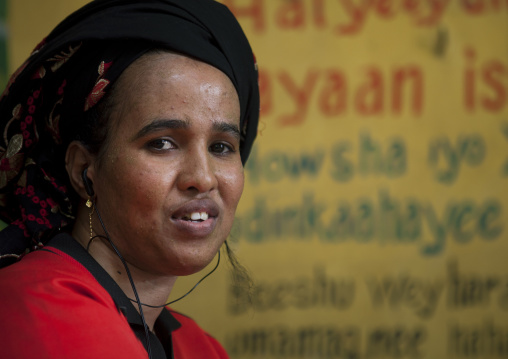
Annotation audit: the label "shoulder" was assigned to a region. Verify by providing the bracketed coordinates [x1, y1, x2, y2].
[0, 247, 99, 298]
[0, 248, 147, 359]
[0, 246, 108, 305]
[168, 309, 230, 359]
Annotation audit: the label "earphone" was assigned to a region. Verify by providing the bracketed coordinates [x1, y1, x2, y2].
[81, 168, 95, 197]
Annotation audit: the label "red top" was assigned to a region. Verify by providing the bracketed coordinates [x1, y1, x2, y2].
[0, 236, 228, 359]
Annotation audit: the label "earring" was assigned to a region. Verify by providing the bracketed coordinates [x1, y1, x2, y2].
[86, 196, 94, 242]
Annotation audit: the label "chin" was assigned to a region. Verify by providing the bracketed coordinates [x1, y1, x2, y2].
[170, 263, 212, 277]
[167, 250, 221, 277]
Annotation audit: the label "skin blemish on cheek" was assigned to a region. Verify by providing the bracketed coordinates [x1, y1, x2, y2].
[144, 192, 155, 201]
[104, 147, 120, 163]
[124, 155, 137, 165]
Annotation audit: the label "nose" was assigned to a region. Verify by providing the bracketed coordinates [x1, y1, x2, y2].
[176, 148, 218, 194]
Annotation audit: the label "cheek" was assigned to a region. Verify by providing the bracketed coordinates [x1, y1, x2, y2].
[103, 158, 168, 211]
[131, 166, 169, 207]
[221, 167, 244, 210]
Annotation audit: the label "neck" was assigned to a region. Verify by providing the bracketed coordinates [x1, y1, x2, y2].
[72, 216, 176, 330]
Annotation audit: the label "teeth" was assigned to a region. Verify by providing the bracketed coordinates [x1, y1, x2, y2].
[189, 212, 208, 221]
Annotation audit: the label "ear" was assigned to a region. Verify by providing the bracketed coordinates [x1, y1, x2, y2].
[65, 141, 96, 200]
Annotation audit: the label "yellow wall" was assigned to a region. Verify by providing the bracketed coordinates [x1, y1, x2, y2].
[9, 1, 508, 358]
[8, 0, 88, 67]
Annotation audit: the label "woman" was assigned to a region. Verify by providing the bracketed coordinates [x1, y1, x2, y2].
[0, 0, 259, 358]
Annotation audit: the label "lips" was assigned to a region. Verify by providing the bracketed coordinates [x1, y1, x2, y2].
[170, 199, 219, 237]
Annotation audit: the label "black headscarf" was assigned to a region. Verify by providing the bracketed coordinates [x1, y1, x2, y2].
[0, 0, 259, 267]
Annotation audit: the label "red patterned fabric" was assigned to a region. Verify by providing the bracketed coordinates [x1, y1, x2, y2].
[0, 41, 150, 266]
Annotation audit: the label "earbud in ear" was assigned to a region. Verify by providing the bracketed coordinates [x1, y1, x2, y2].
[82, 168, 95, 197]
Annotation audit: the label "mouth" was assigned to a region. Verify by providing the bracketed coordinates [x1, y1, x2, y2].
[170, 199, 219, 236]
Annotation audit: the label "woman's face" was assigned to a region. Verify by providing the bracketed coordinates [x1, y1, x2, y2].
[91, 52, 243, 276]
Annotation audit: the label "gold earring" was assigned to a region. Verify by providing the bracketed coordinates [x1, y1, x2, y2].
[86, 196, 94, 241]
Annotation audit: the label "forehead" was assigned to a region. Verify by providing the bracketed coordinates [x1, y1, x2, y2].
[109, 51, 241, 133]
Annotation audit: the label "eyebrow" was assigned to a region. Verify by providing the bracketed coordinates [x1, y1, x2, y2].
[212, 121, 241, 141]
[132, 119, 189, 141]
[131, 118, 241, 141]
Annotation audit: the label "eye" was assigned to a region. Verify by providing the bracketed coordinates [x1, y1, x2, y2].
[147, 138, 175, 151]
[210, 142, 234, 154]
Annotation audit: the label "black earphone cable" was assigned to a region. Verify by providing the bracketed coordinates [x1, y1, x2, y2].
[127, 250, 221, 309]
[87, 234, 221, 308]
[91, 199, 153, 359]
